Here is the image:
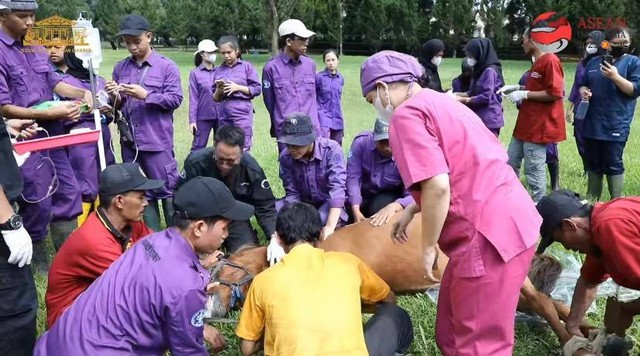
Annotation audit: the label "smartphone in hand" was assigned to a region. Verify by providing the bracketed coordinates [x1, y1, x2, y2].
[602, 54, 613, 66]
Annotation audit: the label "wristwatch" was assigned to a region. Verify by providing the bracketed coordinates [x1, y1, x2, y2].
[0, 214, 23, 231]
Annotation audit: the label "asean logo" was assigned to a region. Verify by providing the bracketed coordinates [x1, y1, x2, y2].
[530, 12, 572, 54]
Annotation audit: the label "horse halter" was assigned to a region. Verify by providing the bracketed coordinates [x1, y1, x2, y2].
[209, 257, 255, 309]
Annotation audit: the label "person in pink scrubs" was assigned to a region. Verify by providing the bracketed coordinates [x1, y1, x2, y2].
[360, 50, 542, 355]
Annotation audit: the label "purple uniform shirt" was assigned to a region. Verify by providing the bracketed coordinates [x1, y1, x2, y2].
[262, 52, 320, 137]
[467, 67, 504, 129]
[112, 51, 183, 151]
[346, 131, 412, 207]
[214, 59, 261, 122]
[34, 228, 210, 355]
[279, 137, 346, 209]
[316, 69, 344, 131]
[568, 61, 587, 108]
[0, 29, 62, 133]
[189, 64, 218, 124]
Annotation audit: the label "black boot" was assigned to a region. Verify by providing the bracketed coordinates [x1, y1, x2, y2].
[32, 240, 50, 275]
[161, 198, 175, 228]
[50, 220, 78, 251]
[144, 200, 161, 231]
[548, 162, 560, 191]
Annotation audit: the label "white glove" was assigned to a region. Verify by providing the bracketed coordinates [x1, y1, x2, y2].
[507, 90, 530, 105]
[266, 237, 285, 266]
[2, 226, 33, 268]
[445, 90, 457, 99]
[496, 84, 521, 95]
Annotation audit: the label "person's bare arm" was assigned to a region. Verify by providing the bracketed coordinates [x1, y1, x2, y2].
[1, 103, 81, 121]
[240, 338, 263, 356]
[566, 276, 600, 337]
[519, 277, 572, 345]
[526, 90, 562, 102]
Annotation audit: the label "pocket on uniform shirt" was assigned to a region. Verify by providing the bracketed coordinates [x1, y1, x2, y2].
[8, 65, 29, 95]
[274, 80, 292, 97]
[303, 77, 315, 97]
[144, 77, 164, 92]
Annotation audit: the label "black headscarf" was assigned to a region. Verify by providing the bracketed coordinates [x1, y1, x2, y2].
[465, 38, 503, 83]
[63, 46, 91, 81]
[417, 39, 445, 92]
[582, 30, 605, 66]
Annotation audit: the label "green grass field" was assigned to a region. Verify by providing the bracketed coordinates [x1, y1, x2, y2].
[34, 48, 640, 355]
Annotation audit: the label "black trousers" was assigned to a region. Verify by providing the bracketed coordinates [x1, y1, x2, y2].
[364, 303, 414, 355]
[224, 220, 260, 253]
[0, 241, 37, 356]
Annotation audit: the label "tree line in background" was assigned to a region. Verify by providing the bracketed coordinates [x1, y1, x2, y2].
[35, 0, 640, 58]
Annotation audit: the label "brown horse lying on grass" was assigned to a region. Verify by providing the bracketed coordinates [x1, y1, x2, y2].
[207, 214, 594, 353]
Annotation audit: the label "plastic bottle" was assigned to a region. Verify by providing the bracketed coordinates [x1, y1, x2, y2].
[575, 100, 590, 120]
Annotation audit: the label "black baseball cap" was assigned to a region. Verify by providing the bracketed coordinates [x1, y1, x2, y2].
[174, 177, 254, 220]
[116, 14, 151, 37]
[536, 189, 588, 254]
[277, 112, 317, 146]
[99, 163, 164, 196]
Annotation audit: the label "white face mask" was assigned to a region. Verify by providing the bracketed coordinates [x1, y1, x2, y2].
[203, 53, 216, 63]
[585, 44, 597, 55]
[374, 86, 394, 124]
[466, 57, 477, 67]
[431, 56, 442, 67]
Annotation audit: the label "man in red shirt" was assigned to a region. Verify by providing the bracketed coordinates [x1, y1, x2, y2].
[45, 163, 162, 328]
[500, 29, 566, 203]
[536, 189, 640, 343]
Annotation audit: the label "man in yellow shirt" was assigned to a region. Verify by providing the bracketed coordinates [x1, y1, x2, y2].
[236, 202, 413, 355]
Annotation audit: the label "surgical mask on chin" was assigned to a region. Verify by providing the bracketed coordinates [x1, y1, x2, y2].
[431, 56, 442, 67]
[585, 44, 597, 55]
[466, 57, 477, 67]
[374, 87, 394, 124]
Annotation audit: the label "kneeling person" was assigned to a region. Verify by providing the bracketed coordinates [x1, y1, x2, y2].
[347, 118, 412, 226]
[278, 113, 347, 237]
[181, 125, 277, 253]
[236, 202, 413, 355]
[35, 177, 254, 355]
[45, 163, 161, 328]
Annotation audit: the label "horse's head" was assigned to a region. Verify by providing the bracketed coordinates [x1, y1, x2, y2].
[206, 246, 268, 318]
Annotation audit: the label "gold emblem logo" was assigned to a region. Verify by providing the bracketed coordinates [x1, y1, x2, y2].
[24, 15, 89, 48]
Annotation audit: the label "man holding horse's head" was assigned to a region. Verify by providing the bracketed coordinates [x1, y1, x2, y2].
[34, 177, 254, 355]
[236, 201, 414, 355]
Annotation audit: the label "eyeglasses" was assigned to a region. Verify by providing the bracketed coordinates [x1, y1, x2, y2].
[214, 155, 240, 167]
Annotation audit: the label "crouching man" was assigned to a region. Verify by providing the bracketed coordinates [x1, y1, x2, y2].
[536, 190, 638, 353]
[236, 202, 414, 355]
[34, 177, 254, 355]
[45, 163, 162, 328]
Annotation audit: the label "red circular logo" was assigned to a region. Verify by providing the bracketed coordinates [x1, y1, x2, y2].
[531, 12, 572, 53]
